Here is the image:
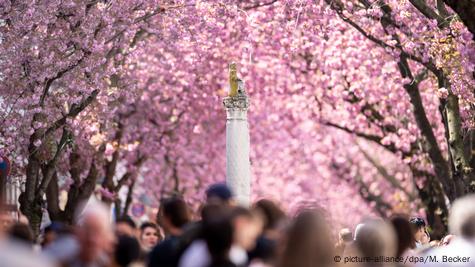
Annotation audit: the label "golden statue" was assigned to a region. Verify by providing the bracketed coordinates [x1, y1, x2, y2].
[229, 62, 239, 97]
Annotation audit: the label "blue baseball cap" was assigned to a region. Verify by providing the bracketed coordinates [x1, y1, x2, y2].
[206, 183, 233, 201]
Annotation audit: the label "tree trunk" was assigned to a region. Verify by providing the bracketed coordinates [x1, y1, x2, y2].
[63, 159, 101, 224]
[114, 198, 122, 219]
[396, 55, 455, 201]
[122, 180, 136, 217]
[0, 167, 6, 203]
[414, 174, 449, 239]
[20, 140, 43, 238]
[18, 191, 43, 239]
[446, 94, 474, 190]
[45, 171, 65, 222]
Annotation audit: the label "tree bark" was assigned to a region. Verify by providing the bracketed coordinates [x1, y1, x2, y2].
[395, 54, 455, 201]
[102, 123, 124, 206]
[326, 116, 451, 231]
[414, 175, 449, 239]
[45, 171, 64, 222]
[122, 179, 135, 217]
[64, 158, 101, 224]
[21, 90, 99, 236]
[409, 0, 448, 27]
[0, 170, 5, 203]
[445, 93, 473, 193]
[20, 130, 43, 238]
[114, 198, 122, 219]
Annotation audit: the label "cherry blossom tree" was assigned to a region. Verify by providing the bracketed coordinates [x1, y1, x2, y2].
[0, 0, 190, 235]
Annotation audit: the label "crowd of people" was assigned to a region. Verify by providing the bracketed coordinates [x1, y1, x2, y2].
[1, 183, 475, 267]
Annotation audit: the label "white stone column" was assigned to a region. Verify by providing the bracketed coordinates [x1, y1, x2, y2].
[223, 83, 251, 206]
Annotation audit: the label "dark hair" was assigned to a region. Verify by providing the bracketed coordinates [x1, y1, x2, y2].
[160, 197, 190, 228]
[201, 203, 228, 222]
[203, 208, 234, 267]
[116, 215, 137, 229]
[391, 215, 416, 257]
[409, 217, 426, 230]
[140, 221, 158, 232]
[8, 223, 34, 244]
[254, 199, 286, 231]
[45, 222, 66, 234]
[115, 235, 141, 267]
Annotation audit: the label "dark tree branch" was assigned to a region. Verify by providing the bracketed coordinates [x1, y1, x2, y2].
[326, 0, 439, 74]
[437, 0, 451, 18]
[63, 144, 105, 223]
[398, 55, 454, 200]
[69, 149, 81, 185]
[122, 179, 136, 217]
[114, 155, 147, 192]
[408, 0, 448, 26]
[103, 121, 125, 191]
[326, 0, 394, 50]
[332, 158, 393, 217]
[243, 0, 279, 10]
[323, 121, 383, 144]
[45, 171, 63, 221]
[105, 4, 191, 45]
[37, 127, 71, 197]
[43, 89, 99, 138]
[39, 54, 86, 107]
[442, 0, 475, 40]
[374, 0, 455, 200]
[358, 145, 417, 200]
[356, 173, 393, 217]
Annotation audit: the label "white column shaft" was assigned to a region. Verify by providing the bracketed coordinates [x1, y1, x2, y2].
[226, 109, 251, 206]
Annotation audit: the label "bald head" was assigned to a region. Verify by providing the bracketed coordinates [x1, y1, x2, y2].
[75, 201, 114, 263]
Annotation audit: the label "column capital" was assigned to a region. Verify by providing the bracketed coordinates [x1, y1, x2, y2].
[223, 95, 250, 110]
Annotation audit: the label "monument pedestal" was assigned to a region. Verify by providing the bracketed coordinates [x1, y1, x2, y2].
[223, 63, 251, 206]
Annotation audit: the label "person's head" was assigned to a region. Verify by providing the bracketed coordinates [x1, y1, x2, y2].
[355, 220, 396, 260]
[278, 209, 334, 267]
[139, 222, 160, 251]
[231, 207, 264, 251]
[114, 235, 141, 267]
[420, 228, 430, 244]
[158, 197, 190, 235]
[206, 183, 234, 205]
[409, 217, 429, 244]
[439, 234, 454, 246]
[115, 216, 137, 237]
[254, 199, 286, 233]
[354, 223, 365, 241]
[75, 201, 115, 263]
[8, 222, 34, 245]
[0, 209, 13, 234]
[390, 215, 415, 257]
[42, 221, 68, 247]
[449, 194, 475, 239]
